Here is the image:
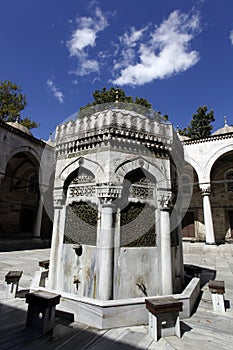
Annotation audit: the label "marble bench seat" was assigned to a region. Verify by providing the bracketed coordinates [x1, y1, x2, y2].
[145, 297, 183, 342]
[38, 259, 50, 270]
[5, 270, 23, 298]
[26, 290, 61, 334]
[209, 280, 225, 312]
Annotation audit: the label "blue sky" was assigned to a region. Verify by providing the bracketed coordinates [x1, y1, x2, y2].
[0, 0, 233, 140]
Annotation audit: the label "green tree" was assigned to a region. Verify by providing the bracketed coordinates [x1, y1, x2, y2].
[178, 106, 215, 139]
[80, 87, 152, 109]
[78, 87, 170, 122]
[0, 80, 39, 129]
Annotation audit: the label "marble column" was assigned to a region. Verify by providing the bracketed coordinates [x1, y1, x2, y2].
[33, 194, 44, 237]
[160, 207, 173, 295]
[201, 186, 215, 245]
[113, 207, 121, 299]
[47, 193, 66, 291]
[97, 203, 115, 300]
[176, 213, 185, 287]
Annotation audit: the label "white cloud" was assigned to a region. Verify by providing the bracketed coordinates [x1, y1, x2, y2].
[69, 28, 96, 53]
[119, 26, 147, 47]
[113, 10, 201, 86]
[46, 79, 64, 104]
[67, 6, 108, 76]
[230, 30, 233, 45]
[113, 26, 148, 71]
[78, 57, 99, 76]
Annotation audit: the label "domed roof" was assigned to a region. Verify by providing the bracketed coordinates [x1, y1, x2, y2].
[213, 117, 233, 136]
[7, 121, 33, 136]
[177, 134, 190, 141]
[212, 125, 233, 136]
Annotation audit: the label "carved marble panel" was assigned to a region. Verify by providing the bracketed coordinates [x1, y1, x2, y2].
[64, 201, 97, 245]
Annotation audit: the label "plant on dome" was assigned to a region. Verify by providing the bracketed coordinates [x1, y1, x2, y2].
[79, 87, 169, 122]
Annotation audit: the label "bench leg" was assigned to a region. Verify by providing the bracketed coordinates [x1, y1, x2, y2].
[149, 312, 159, 341]
[175, 316, 181, 338]
[148, 312, 181, 341]
[26, 304, 56, 334]
[211, 293, 226, 312]
[5, 282, 18, 298]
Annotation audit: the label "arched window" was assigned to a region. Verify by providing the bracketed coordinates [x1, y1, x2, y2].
[181, 175, 191, 195]
[225, 170, 233, 192]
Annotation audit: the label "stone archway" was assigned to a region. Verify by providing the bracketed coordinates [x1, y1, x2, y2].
[210, 150, 233, 243]
[0, 151, 52, 239]
[119, 167, 157, 247]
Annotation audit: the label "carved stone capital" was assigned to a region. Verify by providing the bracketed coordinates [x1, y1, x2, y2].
[200, 185, 211, 196]
[53, 192, 65, 208]
[157, 191, 173, 210]
[96, 183, 122, 204]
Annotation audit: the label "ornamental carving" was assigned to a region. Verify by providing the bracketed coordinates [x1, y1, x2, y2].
[120, 202, 156, 247]
[96, 183, 122, 201]
[69, 185, 95, 198]
[71, 171, 95, 184]
[129, 184, 154, 199]
[64, 201, 97, 245]
[158, 192, 173, 209]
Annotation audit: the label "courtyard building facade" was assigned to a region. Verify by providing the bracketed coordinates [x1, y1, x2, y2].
[180, 123, 233, 244]
[0, 120, 54, 248]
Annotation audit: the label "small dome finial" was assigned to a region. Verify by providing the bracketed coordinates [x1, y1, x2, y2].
[224, 116, 228, 127]
[115, 88, 119, 104]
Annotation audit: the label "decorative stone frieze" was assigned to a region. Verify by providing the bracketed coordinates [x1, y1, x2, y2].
[71, 173, 95, 184]
[55, 108, 178, 159]
[129, 184, 154, 199]
[68, 185, 96, 198]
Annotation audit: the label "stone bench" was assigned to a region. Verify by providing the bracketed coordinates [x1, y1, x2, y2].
[145, 297, 183, 342]
[5, 271, 23, 298]
[26, 290, 61, 334]
[209, 280, 225, 312]
[39, 260, 50, 270]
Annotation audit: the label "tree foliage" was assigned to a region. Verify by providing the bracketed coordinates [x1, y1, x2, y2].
[178, 106, 215, 139]
[80, 87, 152, 109]
[0, 80, 39, 129]
[79, 87, 169, 122]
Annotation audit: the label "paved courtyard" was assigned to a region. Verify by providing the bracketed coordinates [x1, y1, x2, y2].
[1, 242, 233, 349]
